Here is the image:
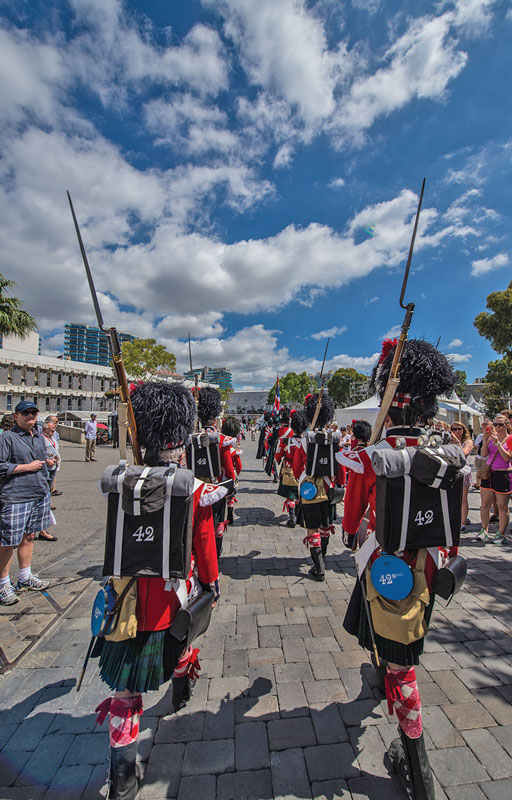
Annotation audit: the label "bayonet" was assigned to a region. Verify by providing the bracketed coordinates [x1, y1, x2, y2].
[67, 191, 143, 465]
[310, 338, 330, 430]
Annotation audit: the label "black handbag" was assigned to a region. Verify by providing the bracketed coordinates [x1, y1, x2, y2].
[168, 590, 214, 646]
[434, 555, 467, 604]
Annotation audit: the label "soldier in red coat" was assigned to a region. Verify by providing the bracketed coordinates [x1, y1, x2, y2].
[94, 382, 223, 800]
[221, 415, 243, 525]
[341, 339, 458, 800]
[275, 409, 306, 527]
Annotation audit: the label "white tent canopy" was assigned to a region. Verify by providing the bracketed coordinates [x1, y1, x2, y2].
[335, 395, 381, 428]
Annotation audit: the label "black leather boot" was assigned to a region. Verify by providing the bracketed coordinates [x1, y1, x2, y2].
[388, 728, 435, 800]
[108, 741, 139, 800]
[286, 507, 296, 527]
[321, 537, 329, 558]
[370, 652, 388, 693]
[215, 536, 223, 560]
[227, 506, 234, 525]
[172, 675, 192, 713]
[308, 547, 325, 582]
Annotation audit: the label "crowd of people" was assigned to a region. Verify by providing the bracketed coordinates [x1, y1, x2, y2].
[1, 342, 511, 800]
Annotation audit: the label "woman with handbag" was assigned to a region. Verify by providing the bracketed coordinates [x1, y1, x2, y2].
[450, 422, 473, 531]
[476, 415, 512, 545]
[94, 383, 222, 800]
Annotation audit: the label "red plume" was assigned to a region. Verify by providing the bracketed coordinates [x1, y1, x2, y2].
[379, 338, 398, 364]
[304, 393, 315, 404]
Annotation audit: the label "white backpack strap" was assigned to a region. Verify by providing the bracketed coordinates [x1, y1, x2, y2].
[113, 464, 128, 577]
[162, 467, 176, 581]
[440, 489, 453, 547]
[133, 467, 151, 516]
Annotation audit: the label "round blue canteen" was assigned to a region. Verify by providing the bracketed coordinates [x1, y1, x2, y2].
[91, 584, 116, 637]
[300, 481, 317, 500]
[370, 554, 413, 601]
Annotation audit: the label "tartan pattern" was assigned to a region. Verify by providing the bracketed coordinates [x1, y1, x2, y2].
[391, 392, 411, 408]
[0, 493, 51, 547]
[385, 667, 423, 738]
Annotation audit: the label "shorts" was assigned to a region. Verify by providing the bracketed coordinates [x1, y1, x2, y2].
[481, 471, 512, 495]
[0, 494, 51, 547]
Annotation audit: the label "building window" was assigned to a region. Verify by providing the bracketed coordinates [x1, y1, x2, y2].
[68, 375, 73, 389]
[57, 373, 62, 388]
[20, 395, 25, 403]
[33, 396, 37, 406]
[56, 397, 61, 408]
[7, 365, 12, 385]
[45, 397, 50, 410]
[6, 393, 12, 411]
[78, 376, 83, 390]
[47, 371, 51, 387]
[77, 398, 82, 410]
[67, 398, 72, 409]
[34, 368, 39, 386]
[21, 366, 26, 385]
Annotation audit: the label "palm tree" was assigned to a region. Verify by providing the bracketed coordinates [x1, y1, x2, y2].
[0, 275, 37, 338]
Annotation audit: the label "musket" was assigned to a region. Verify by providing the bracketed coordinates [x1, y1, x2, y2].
[188, 332, 200, 430]
[368, 178, 425, 445]
[310, 338, 330, 430]
[67, 191, 143, 465]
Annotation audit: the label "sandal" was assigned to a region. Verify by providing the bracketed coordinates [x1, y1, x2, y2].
[37, 531, 58, 542]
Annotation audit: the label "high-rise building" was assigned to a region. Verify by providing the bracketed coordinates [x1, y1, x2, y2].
[183, 365, 233, 391]
[64, 323, 135, 366]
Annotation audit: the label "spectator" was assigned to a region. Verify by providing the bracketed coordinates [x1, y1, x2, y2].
[0, 401, 51, 606]
[0, 414, 16, 434]
[450, 421, 473, 531]
[476, 414, 512, 545]
[46, 415, 62, 496]
[84, 413, 98, 462]
[38, 417, 60, 542]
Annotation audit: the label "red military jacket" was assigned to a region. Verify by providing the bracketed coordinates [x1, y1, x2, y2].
[339, 427, 455, 589]
[136, 479, 222, 631]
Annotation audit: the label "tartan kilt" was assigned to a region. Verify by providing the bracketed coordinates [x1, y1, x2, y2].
[343, 579, 435, 667]
[297, 499, 333, 529]
[277, 480, 298, 500]
[98, 628, 183, 693]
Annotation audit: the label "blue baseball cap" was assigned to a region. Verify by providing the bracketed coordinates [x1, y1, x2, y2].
[15, 400, 39, 413]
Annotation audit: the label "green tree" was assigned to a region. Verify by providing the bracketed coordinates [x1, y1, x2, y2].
[0, 275, 37, 338]
[121, 338, 176, 379]
[328, 368, 369, 407]
[453, 370, 467, 396]
[482, 355, 512, 417]
[474, 281, 512, 355]
[219, 386, 233, 407]
[267, 372, 311, 405]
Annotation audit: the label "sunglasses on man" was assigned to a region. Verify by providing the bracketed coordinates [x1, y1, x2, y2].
[20, 410, 38, 416]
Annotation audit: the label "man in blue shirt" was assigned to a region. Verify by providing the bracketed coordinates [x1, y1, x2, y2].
[0, 401, 52, 605]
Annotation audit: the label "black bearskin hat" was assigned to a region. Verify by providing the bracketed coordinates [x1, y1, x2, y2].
[304, 393, 335, 428]
[370, 338, 455, 424]
[221, 415, 241, 437]
[197, 386, 222, 426]
[263, 411, 272, 422]
[353, 419, 372, 444]
[131, 381, 196, 451]
[291, 410, 307, 436]
[280, 407, 290, 425]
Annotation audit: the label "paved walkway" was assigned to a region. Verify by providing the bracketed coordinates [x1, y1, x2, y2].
[1, 440, 512, 799]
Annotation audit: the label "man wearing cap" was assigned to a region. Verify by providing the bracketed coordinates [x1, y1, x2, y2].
[0, 401, 52, 605]
[84, 413, 98, 462]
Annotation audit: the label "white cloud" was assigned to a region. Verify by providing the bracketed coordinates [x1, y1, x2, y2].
[329, 177, 345, 189]
[382, 324, 401, 340]
[471, 251, 509, 277]
[366, 296, 379, 305]
[311, 326, 347, 340]
[447, 338, 463, 348]
[445, 352, 472, 364]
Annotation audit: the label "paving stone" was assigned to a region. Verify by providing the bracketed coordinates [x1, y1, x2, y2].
[270, 748, 311, 800]
[309, 652, 339, 680]
[248, 664, 276, 695]
[247, 647, 284, 665]
[473, 687, 512, 724]
[223, 649, 248, 677]
[421, 652, 460, 671]
[155, 711, 205, 744]
[2, 713, 54, 752]
[446, 786, 488, 800]
[203, 698, 236, 740]
[282, 637, 308, 662]
[208, 676, 249, 700]
[423, 706, 465, 748]
[177, 774, 216, 800]
[304, 742, 360, 782]
[462, 728, 512, 780]
[432, 670, 475, 703]
[0, 750, 32, 787]
[311, 779, 350, 799]
[217, 769, 272, 800]
[489, 723, 512, 757]
[303, 679, 348, 704]
[0, 788, 47, 799]
[305, 636, 340, 653]
[310, 702, 348, 744]
[464, 639, 506, 657]
[141, 742, 184, 798]
[454, 667, 503, 689]
[15, 733, 74, 787]
[429, 747, 489, 786]
[44, 764, 94, 800]
[339, 667, 374, 701]
[258, 627, 282, 648]
[235, 721, 269, 769]
[279, 623, 311, 639]
[63, 732, 108, 765]
[332, 650, 370, 669]
[480, 779, 512, 799]
[309, 617, 334, 637]
[349, 724, 389, 777]
[417, 681, 450, 705]
[182, 739, 234, 776]
[442, 702, 497, 731]
[276, 682, 309, 718]
[274, 661, 313, 683]
[338, 698, 386, 728]
[235, 695, 280, 723]
[224, 633, 258, 650]
[348, 773, 408, 799]
[268, 716, 317, 750]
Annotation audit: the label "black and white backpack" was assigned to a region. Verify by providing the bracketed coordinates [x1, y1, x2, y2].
[305, 431, 341, 477]
[186, 432, 221, 480]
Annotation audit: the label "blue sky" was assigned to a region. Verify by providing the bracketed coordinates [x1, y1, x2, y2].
[1, 0, 511, 389]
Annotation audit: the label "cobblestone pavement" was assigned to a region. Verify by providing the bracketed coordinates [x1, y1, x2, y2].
[1, 440, 512, 799]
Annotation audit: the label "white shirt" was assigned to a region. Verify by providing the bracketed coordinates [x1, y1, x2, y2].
[84, 420, 98, 440]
